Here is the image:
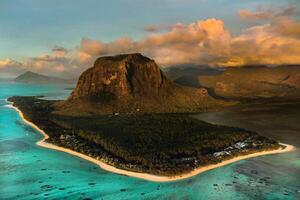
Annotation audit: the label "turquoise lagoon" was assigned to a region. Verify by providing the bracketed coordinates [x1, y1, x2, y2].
[0, 79, 300, 200]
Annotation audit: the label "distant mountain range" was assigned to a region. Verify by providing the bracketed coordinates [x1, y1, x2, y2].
[173, 65, 300, 100]
[164, 65, 222, 81]
[15, 71, 74, 84]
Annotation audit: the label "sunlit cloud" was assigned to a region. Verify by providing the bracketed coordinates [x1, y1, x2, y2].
[0, 49, 75, 77]
[224, 17, 300, 66]
[52, 46, 69, 57]
[74, 16, 300, 67]
[0, 59, 18, 69]
[144, 23, 185, 33]
[1, 6, 300, 78]
[239, 5, 298, 20]
[75, 19, 231, 66]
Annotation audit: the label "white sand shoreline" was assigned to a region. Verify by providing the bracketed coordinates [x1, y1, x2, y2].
[5, 100, 296, 182]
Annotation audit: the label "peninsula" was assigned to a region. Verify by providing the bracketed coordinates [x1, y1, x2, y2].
[8, 53, 294, 181]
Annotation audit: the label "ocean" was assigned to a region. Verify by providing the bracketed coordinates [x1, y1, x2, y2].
[0, 79, 299, 199]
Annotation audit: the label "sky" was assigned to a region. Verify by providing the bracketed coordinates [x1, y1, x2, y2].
[0, 0, 299, 78]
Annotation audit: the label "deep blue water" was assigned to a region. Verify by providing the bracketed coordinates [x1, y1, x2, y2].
[0, 80, 299, 199]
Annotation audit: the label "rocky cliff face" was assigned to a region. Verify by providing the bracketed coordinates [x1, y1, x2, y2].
[69, 53, 169, 101]
[56, 53, 223, 115]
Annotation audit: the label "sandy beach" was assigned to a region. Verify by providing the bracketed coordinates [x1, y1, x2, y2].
[5, 101, 296, 182]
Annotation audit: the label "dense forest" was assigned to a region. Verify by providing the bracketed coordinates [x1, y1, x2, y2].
[8, 96, 280, 175]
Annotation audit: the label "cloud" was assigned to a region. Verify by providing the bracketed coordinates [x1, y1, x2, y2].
[0, 48, 77, 78]
[223, 17, 300, 66]
[75, 19, 231, 66]
[270, 16, 300, 38]
[76, 17, 300, 67]
[52, 46, 69, 57]
[0, 59, 26, 77]
[239, 9, 272, 20]
[144, 23, 185, 32]
[0, 59, 19, 69]
[2, 14, 300, 78]
[75, 17, 300, 67]
[239, 5, 298, 20]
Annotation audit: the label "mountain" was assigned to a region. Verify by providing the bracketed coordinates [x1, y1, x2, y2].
[164, 66, 222, 89]
[164, 65, 221, 81]
[198, 66, 300, 100]
[69, 53, 169, 101]
[56, 53, 224, 115]
[15, 71, 70, 84]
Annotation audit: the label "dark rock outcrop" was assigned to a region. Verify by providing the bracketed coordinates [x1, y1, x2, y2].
[69, 53, 169, 101]
[57, 53, 223, 115]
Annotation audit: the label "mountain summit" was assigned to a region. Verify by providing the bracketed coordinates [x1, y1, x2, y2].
[69, 53, 169, 101]
[15, 71, 68, 84]
[57, 53, 222, 115]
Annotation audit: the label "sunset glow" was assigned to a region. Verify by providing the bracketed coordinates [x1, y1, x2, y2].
[0, 0, 299, 78]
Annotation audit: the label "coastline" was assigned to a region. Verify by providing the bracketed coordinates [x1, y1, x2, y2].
[5, 101, 296, 182]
